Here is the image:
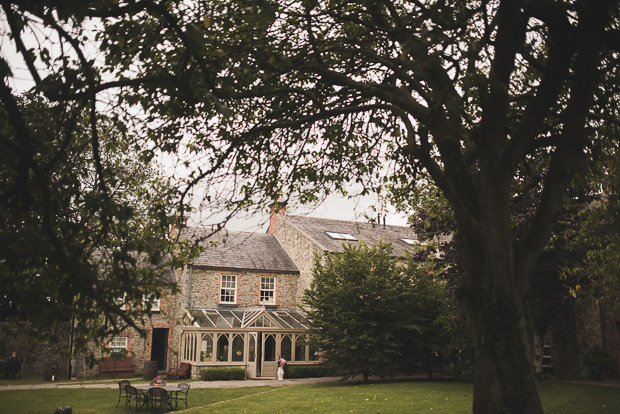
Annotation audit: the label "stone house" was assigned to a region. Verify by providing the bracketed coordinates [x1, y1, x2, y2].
[111, 211, 422, 379]
[173, 228, 315, 379]
[6, 210, 618, 380]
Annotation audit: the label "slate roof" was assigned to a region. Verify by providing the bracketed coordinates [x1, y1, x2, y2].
[183, 228, 299, 273]
[282, 215, 419, 257]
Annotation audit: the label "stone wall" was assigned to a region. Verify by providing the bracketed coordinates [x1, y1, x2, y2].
[0, 283, 187, 379]
[0, 322, 71, 378]
[537, 294, 620, 379]
[184, 267, 298, 309]
[271, 215, 325, 303]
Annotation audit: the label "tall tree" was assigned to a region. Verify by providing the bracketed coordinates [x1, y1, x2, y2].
[169, 2, 616, 411]
[301, 241, 453, 383]
[0, 93, 197, 355]
[0, 1, 202, 355]
[3, 1, 620, 412]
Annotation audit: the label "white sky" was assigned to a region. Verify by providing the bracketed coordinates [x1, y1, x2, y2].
[221, 192, 410, 233]
[1, 14, 412, 234]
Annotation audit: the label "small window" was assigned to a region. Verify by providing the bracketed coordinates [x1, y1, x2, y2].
[143, 294, 161, 312]
[114, 294, 127, 309]
[250, 315, 275, 328]
[294, 335, 306, 361]
[326, 231, 358, 241]
[259, 276, 276, 305]
[110, 336, 128, 352]
[217, 334, 230, 362]
[220, 274, 237, 304]
[281, 334, 292, 361]
[232, 334, 244, 362]
[200, 334, 213, 362]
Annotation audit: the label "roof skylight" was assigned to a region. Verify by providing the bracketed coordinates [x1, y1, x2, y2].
[326, 231, 358, 241]
[400, 238, 418, 245]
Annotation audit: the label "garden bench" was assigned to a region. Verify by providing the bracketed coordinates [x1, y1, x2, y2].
[99, 356, 135, 378]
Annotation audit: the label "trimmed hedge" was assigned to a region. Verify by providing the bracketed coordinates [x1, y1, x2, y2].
[286, 364, 330, 378]
[200, 367, 246, 381]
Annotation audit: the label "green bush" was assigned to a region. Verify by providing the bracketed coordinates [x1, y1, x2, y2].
[286, 364, 331, 378]
[584, 346, 618, 377]
[200, 367, 246, 381]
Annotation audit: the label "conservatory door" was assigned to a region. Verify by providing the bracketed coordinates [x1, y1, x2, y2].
[246, 333, 258, 379]
[261, 333, 277, 377]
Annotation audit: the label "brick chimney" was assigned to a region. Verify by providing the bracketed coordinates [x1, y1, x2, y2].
[268, 201, 286, 234]
[170, 211, 187, 241]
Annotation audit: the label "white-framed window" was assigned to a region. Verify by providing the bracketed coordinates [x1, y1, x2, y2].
[220, 274, 237, 304]
[143, 294, 161, 312]
[326, 231, 358, 241]
[114, 294, 127, 310]
[110, 336, 128, 352]
[259, 276, 276, 305]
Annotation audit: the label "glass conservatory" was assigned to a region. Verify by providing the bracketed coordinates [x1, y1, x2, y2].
[180, 308, 320, 378]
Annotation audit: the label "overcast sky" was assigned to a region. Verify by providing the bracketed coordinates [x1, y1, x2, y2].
[217, 192, 410, 233]
[1, 19, 411, 235]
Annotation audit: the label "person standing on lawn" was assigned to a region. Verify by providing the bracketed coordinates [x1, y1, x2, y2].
[5, 352, 19, 380]
[277, 355, 287, 380]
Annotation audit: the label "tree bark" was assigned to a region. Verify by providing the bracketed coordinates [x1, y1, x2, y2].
[462, 269, 542, 414]
[457, 157, 544, 413]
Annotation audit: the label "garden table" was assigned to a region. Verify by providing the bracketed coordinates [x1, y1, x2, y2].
[134, 384, 178, 411]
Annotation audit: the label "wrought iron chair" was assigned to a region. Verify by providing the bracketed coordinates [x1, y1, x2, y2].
[126, 385, 147, 412]
[167, 362, 191, 380]
[147, 386, 170, 413]
[116, 380, 131, 407]
[170, 382, 190, 409]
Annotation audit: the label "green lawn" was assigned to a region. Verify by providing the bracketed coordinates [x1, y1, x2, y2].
[0, 380, 618, 414]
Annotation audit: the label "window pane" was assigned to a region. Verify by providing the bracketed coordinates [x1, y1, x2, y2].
[217, 334, 229, 362]
[294, 335, 306, 361]
[110, 336, 127, 349]
[232, 335, 244, 361]
[264, 334, 276, 361]
[220, 274, 237, 303]
[280, 335, 292, 361]
[249, 335, 256, 362]
[200, 334, 213, 362]
[250, 315, 274, 328]
[260, 276, 275, 305]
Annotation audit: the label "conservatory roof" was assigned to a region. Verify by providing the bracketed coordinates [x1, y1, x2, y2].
[185, 308, 310, 330]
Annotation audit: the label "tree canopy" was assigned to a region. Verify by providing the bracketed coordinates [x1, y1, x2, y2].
[3, 1, 620, 412]
[0, 93, 198, 355]
[302, 241, 457, 383]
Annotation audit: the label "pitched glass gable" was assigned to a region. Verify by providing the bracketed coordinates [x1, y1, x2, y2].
[249, 315, 276, 328]
[187, 308, 310, 330]
[272, 310, 309, 330]
[188, 309, 244, 328]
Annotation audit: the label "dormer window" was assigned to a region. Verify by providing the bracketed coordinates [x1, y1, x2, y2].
[326, 231, 358, 241]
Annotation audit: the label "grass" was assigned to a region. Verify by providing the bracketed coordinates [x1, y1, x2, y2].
[0, 378, 618, 414]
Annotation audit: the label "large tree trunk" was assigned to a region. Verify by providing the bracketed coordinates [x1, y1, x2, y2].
[458, 163, 544, 413]
[461, 266, 542, 414]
